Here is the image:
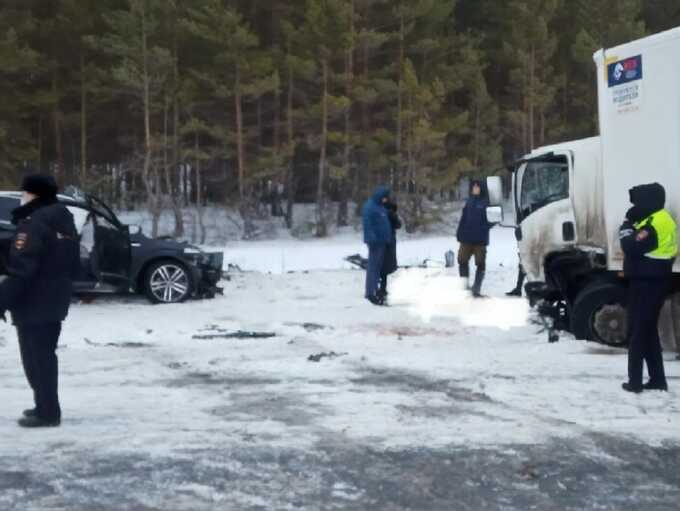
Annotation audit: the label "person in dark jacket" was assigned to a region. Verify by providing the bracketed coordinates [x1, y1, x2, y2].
[378, 200, 402, 301]
[0, 175, 80, 427]
[619, 182, 678, 393]
[457, 180, 493, 297]
[362, 186, 393, 305]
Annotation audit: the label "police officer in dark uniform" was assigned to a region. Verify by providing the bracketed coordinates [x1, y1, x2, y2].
[0, 175, 79, 427]
[619, 182, 678, 393]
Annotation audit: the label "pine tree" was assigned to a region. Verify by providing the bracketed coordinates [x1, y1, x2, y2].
[184, 0, 276, 238]
[0, 15, 40, 179]
[100, 0, 173, 236]
[559, 0, 645, 139]
[302, 0, 352, 237]
[502, 0, 560, 155]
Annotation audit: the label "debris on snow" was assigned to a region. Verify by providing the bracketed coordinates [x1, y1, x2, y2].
[285, 322, 333, 332]
[307, 351, 348, 362]
[83, 338, 155, 349]
[345, 254, 367, 269]
[192, 331, 277, 340]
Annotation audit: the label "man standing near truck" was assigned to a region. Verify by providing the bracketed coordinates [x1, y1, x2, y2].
[457, 180, 493, 297]
[619, 183, 678, 393]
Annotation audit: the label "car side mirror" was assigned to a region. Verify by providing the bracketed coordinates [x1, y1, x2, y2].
[486, 176, 504, 206]
[486, 206, 503, 224]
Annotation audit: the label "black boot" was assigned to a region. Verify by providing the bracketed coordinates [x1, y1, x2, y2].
[621, 382, 643, 394]
[506, 268, 525, 297]
[18, 416, 61, 428]
[471, 271, 485, 298]
[377, 276, 388, 300]
[367, 295, 385, 306]
[643, 380, 668, 391]
[23, 408, 37, 418]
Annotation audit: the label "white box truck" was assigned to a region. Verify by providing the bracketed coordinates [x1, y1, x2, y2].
[500, 28, 680, 347]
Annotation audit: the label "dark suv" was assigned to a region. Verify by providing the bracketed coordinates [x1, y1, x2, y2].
[0, 192, 223, 304]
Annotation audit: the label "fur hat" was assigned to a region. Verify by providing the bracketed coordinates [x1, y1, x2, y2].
[21, 174, 59, 200]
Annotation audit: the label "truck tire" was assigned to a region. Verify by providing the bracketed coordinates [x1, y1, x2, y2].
[571, 282, 628, 347]
[143, 260, 192, 304]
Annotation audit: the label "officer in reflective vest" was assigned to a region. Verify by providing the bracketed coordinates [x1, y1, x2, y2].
[619, 183, 678, 393]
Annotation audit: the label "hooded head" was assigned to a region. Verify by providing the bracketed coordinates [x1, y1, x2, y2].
[21, 174, 59, 203]
[470, 179, 486, 198]
[628, 182, 665, 218]
[371, 185, 391, 205]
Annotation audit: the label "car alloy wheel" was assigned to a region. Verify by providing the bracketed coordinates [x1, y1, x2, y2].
[149, 263, 190, 303]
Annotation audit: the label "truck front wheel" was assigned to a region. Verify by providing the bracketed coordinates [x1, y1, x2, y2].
[571, 282, 628, 347]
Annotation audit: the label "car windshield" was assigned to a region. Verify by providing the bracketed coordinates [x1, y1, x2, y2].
[519, 159, 569, 218]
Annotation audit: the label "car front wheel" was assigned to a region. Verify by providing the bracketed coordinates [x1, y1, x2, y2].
[144, 261, 192, 304]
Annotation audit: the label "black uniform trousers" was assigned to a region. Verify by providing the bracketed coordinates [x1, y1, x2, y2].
[627, 279, 669, 388]
[17, 323, 62, 420]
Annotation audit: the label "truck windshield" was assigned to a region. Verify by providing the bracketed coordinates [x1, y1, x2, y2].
[519, 159, 569, 218]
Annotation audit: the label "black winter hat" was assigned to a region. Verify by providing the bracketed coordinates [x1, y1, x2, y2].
[629, 183, 665, 211]
[21, 174, 59, 200]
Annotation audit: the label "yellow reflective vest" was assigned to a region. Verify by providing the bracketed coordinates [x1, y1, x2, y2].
[634, 209, 678, 260]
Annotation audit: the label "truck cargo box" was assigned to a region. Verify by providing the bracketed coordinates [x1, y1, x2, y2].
[594, 28, 680, 272]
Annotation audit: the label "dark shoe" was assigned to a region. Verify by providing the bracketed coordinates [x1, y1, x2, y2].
[18, 416, 61, 428]
[23, 408, 37, 418]
[471, 271, 485, 297]
[621, 382, 643, 394]
[506, 288, 522, 297]
[367, 295, 385, 306]
[643, 381, 668, 391]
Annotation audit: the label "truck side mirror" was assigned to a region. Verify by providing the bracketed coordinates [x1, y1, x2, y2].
[486, 176, 503, 206]
[486, 206, 503, 224]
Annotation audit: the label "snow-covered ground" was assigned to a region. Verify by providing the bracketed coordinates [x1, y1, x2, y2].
[1, 228, 680, 510]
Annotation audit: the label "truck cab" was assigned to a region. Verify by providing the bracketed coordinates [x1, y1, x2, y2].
[507, 27, 680, 348]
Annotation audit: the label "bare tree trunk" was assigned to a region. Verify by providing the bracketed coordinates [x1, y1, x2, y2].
[274, 81, 281, 157]
[37, 115, 42, 172]
[337, 0, 354, 228]
[234, 64, 255, 239]
[256, 96, 263, 151]
[396, 7, 405, 181]
[170, 20, 184, 237]
[195, 133, 206, 245]
[316, 56, 329, 238]
[52, 73, 64, 187]
[284, 57, 295, 229]
[163, 98, 185, 238]
[528, 44, 535, 151]
[80, 53, 88, 187]
[353, 36, 370, 215]
[473, 93, 481, 168]
[235, 66, 245, 201]
[140, 3, 161, 238]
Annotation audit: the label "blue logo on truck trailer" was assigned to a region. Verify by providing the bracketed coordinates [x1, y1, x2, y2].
[608, 55, 643, 87]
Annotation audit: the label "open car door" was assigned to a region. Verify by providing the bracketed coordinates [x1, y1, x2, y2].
[89, 199, 131, 290]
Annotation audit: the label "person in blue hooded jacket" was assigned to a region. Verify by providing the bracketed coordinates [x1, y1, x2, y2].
[362, 186, 393, 305]
[457, 180, 493, 297]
